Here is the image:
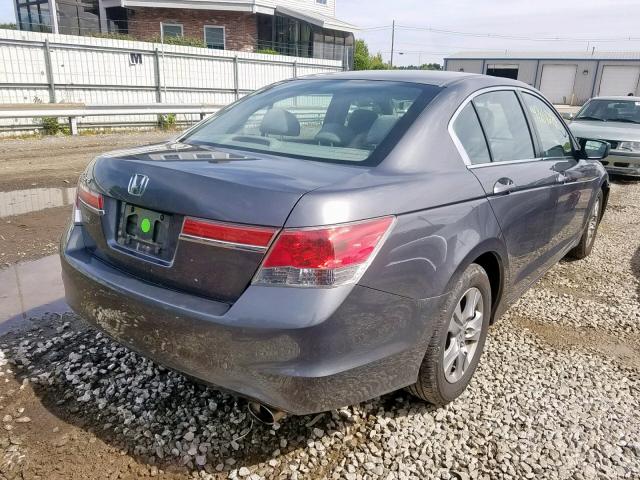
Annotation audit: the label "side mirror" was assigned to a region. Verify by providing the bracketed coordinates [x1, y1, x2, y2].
[579, 139, 610, 160]
[560, 112, 575, 121]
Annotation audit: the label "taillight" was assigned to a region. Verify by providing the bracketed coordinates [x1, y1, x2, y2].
[181, 218, 277, 252]
[77, 182, 104, 212]
[253, 216, 394, 287]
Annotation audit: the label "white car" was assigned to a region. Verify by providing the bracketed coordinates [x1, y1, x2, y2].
[569, 96, 640, 177]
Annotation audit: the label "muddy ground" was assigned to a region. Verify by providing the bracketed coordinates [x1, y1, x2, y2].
[0, 206, 70, 266]
[0, 132, 171, 192]
[0, 132, 172, 264]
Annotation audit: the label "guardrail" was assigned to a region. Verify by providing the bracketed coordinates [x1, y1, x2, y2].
[0, 103, 222, 135]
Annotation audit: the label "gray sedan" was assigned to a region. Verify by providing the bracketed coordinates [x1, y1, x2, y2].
[60, 71, 609, 422]
[569, 96, 640, 177]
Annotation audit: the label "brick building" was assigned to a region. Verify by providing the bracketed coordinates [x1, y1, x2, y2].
[127, 9, 258, 52]
[13, 0, 356, 62]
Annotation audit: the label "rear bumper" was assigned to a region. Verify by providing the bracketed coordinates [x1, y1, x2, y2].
[61, 225, 444, 415]
[602, 153, 640, 177]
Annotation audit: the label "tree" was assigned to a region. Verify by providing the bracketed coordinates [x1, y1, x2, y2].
[394, 63, 442, 71]
[0, 23, 17, 30]
[370, 53, 391, 70]
[353, 39, 391, 70]
[423, 63, 442, 71]
[354, 39, 370, 71]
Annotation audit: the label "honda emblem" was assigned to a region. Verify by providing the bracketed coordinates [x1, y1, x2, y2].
[128, 174, 149, 196]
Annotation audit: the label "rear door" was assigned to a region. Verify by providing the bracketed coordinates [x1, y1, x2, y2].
[519, 91, 599, 253]
[451, 88, 560, 299]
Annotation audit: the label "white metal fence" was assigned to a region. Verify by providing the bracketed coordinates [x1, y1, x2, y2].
[0, 29, 344, 132]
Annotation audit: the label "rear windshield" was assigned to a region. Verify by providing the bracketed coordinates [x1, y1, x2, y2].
[182, 80, 441, 165]
[576, 99, 640, 124]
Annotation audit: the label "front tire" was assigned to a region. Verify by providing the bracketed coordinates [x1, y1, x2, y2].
[568, 190, 602, 260]
[407, 263, 491, 406]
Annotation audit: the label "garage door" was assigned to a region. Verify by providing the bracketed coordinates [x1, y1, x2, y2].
[598, 66, 640, 96]
[539, 64, 577, 104]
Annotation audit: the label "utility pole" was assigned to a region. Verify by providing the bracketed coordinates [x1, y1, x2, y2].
[390, 20, 396, 68]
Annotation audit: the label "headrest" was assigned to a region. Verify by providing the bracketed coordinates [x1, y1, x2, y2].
[260, 108, 301, 136]
[347, 109, 378, 134]
[366, 115, 398, 146]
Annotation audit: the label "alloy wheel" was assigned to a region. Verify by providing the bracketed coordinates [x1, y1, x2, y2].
[443, 287, 484, 383]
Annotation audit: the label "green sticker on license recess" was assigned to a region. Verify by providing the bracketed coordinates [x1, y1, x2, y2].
[140, 218, 151, 233]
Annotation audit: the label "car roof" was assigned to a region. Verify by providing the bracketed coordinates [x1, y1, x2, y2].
[591, 96, 640, 102]
[301, 70, 529, 88]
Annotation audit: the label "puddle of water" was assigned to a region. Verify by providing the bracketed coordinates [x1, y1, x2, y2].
[0, 255, 69, 334]
[0, 187, 76, 218]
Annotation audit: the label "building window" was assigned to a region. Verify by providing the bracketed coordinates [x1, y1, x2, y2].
[486, 64, 519, 80]
[313, 30, 350, 61]
[204, 26, 225, 50]
[272, 15, 312, 57]
[57, 0, 99, 35]
[256, 13, 352, 61]
[161, 23, 183, 38]
[105, 7, 129, 34]
[16, 0, 53, 33]
[316, 0, 328, 4]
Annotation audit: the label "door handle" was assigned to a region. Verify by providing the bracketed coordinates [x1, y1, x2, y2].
[557, 173, 575, 184]
[493, 177, 516, 195]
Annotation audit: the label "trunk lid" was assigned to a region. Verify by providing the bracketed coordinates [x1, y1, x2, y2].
[81, 141, 366, 303]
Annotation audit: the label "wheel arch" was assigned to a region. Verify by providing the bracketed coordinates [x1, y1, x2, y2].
[445, 239, 508, 324]
[600, 178, 610, 219]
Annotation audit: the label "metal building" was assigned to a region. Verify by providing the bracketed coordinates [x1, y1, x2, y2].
[444, 51, 640, 105]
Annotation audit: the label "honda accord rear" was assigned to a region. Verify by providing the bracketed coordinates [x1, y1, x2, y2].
[61, 71, 608, 415]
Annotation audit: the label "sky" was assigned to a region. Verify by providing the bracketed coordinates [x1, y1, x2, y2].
[0, 0, 13, 25]
[3, 0, 640, 66]
[336, 0, 640, 66]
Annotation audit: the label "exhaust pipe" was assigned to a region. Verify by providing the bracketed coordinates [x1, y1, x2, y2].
[247, 401, 287, 425]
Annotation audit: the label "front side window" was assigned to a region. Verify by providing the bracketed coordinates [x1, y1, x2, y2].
[452, 103, 491, 165]
[473, 91, 535, 162]
[183, 80, 441, 165]
[204, 26, 225, 49]
[522, 93, 573, 158]
[162, 23, 183, 38]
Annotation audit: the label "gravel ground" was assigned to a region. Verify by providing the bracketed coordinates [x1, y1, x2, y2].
[0, 180, 638, 479]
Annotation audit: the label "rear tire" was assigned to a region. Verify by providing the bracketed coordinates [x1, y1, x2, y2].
[407, 263, 491, 407]
[567, 190, 602, 260]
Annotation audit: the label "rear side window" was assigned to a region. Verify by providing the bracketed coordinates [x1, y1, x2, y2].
[452, 103, 491, 164]
[521, 93, 573, 158]
[473, 91, 535, 162]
